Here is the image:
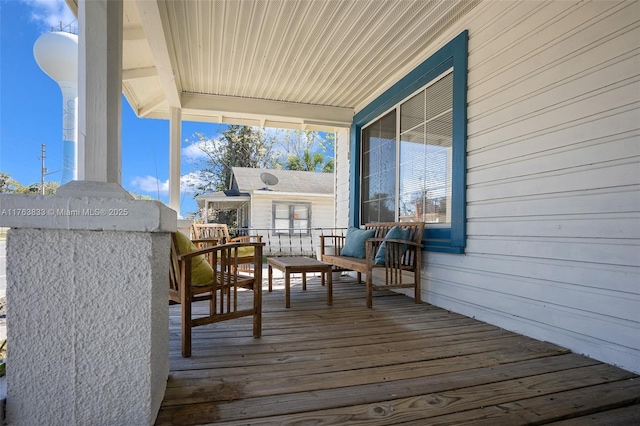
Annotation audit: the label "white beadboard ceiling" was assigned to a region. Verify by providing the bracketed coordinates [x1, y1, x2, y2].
[66, 0, 478, 130]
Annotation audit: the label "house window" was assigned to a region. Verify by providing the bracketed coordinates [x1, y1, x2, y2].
[351, 31, 467, 253]
[362, 72, 453, 225]
[273, 202, 311, 236]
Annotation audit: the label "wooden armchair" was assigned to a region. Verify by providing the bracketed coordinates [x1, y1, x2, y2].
[169, 231, 265, 357]
[192, 223, 263, 272]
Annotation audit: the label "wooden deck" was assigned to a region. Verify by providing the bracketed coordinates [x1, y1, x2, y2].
[157, 273, 640, 425]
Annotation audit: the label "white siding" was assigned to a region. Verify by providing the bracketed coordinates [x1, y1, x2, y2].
[337, 0, 640, 373]
[335, 128, 351, 229]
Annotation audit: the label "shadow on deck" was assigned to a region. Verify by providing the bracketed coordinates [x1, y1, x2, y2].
[157, 273, 640, 425]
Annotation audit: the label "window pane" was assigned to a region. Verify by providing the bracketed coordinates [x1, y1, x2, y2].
[401, 90, 425, 133]
[292, 204, 309, 235]
[379, 197, 396, 222]
[293, 204, 309, 220]
[274, 204, 289, 219]
[361, 110, 396, 224]
[361, 200, 376, 224]
[399, 72, 452, 224]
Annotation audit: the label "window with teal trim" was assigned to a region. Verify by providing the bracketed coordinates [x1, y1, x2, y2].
[351, 31, 467, 254]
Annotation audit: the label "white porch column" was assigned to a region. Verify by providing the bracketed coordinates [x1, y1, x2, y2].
[169, 107, 182, 215]
[77, 0, 122, 183]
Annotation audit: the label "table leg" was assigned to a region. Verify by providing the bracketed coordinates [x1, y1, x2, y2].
[268, 264, 273, 292]
[285, 270, 291, 308]
[327, 267, 332, 306]
[302, 273, 307, 291]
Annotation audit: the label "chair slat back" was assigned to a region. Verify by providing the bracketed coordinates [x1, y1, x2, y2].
[364, 221, 425, 268]
[192, 223, 230, 242]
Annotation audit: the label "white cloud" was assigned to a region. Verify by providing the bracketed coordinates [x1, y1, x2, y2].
[181, 140, 212, 162]
[130, 173, 204, 195]
[23, 0, 77, 33]
[130, 176, 167, 194]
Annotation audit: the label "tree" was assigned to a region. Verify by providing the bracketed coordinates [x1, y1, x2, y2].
[275, 130, 334, 173]
[129, 192, 154, 200]
[0, 172, 21, 193]
[191, 125, 279, 196]
[189, 125, 279, 227]
[285, 148, 334, 173]
[0, 172, 59, 195]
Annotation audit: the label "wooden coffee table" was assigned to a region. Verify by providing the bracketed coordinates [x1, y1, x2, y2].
[267, 257, 333, 308]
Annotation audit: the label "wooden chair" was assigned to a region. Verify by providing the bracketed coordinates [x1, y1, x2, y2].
[192, 223, 263, 273]
[169, 232, 265, 357]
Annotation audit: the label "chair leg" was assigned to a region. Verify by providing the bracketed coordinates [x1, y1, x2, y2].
[181, 300, 192, 358]
[253, 283, 262, 338]
[366, 273, 373, 309]
[415, 267, 421, 304]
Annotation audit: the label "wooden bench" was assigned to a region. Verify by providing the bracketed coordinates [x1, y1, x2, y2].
[319, 222, 424, 308]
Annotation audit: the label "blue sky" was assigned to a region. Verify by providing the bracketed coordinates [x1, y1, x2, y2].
[0, 0, 231, 217]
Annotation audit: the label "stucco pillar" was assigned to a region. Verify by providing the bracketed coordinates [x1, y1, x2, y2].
[0, 182, 176, 425]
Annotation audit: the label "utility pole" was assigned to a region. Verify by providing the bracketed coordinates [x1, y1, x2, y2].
[40, 144, 47, 195]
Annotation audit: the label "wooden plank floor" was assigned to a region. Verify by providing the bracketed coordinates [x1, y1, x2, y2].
[157, 274, 640, 425]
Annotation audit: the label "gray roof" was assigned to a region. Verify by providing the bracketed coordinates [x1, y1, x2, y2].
[231, 167, 333, 194]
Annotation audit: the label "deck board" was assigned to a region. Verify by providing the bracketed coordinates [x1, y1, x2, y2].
[157, 275, 639, 425]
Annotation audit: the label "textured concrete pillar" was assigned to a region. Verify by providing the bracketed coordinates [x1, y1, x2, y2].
[0, 182, 176, 425]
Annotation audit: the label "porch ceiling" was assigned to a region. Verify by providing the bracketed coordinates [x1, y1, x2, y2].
[65, 0, 478, 131]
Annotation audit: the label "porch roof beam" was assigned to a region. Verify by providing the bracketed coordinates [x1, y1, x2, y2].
[137, 93, 167, 118]
[135, 0, 181, 108]
[122, 66, 157, 81]
[182, 93, 354, 129]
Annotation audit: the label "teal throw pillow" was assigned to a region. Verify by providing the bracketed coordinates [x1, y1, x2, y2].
[340, 227, 375, 258]
[375, 226, 409, 265]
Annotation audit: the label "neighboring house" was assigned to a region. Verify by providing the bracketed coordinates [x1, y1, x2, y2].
[196, 167, 336, 255]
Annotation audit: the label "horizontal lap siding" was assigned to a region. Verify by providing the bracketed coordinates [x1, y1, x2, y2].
[424, 0, 639, 372]
[335, 129, 351, 229]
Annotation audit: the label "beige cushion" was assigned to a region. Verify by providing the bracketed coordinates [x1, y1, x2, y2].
[175, 231, 214, 287]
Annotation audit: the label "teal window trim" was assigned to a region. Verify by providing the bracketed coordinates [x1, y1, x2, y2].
[349, 30, 468, 253]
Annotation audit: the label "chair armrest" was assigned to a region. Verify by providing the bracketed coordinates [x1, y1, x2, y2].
[319, 235, 346, 255]
[181, 241, 264, 258]
[230, 235, 263, 243]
